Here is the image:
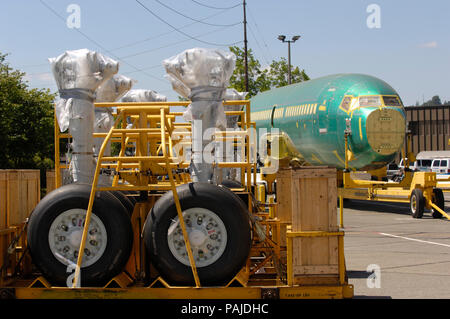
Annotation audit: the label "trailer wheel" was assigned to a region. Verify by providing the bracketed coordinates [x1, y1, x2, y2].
[410, 189, 425, 218]
[431, 188, 445, 219]
[27, 183, 133, 287]
[143, 182, 251, 286]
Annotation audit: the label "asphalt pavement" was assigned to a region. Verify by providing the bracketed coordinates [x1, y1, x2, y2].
[343, 192, 450, 299]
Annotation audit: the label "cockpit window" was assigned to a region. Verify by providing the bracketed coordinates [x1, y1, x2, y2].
[359, 96, 381, 107]
[383, 96, 402, 106]
[340, 96, 352, 111]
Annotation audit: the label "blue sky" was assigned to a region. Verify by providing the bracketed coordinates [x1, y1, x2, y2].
[1, 0, 449, 105]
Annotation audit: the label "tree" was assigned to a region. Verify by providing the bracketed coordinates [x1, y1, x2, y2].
[228, 46, 309, 98]
[267, 57, 310, 88]
[228, 46, 270, 97]
[422, 95, 442, 106]
[0, 52, 56, 175]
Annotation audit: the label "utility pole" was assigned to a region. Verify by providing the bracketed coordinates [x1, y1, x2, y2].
[243, 0, 249, 92]
[287, 40, 291, 85]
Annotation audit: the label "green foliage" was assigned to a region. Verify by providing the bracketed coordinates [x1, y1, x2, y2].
[228, 46, 309, 98]
[228, 46, 270, 98]
[418, 95, 450, 106]
[266, 57, 310, 88]
[0, 52, 56, 171]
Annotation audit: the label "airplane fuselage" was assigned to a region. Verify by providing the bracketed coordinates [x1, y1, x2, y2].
[250, 73, 406, 171]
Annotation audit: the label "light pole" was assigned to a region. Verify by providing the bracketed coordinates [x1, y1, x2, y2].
[277, 35, 301, 85]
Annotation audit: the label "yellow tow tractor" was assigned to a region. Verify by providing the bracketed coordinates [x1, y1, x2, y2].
[337, 131, 449, 226]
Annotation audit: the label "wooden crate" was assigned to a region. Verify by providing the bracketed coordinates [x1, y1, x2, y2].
[288, 231, 342, 285]
[277, 166, 338, 230]
[0, 170, 41, 227]
[0, 173, 6, 230]
[278, 167, 341, 285]
[46, 169, 56, 194]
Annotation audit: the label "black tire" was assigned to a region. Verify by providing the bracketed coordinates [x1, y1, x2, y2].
[110, 190, 135, 216]
[27, 183, 133, 287]
[122, 190, 138, 205]
[143, 182, 251, 286]
[410, 188, 425, 218]
[431, 188, 445, 219]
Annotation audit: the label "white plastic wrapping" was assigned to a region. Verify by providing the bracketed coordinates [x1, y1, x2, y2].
[164, 74, 191, 99]
[95, 74, 135, 102]
[121, 89, 167, 103]
[93, 74, 133, 187]
[94, 74, 134, 156]
[119, 89, 167, 156]
[50, 48, 119, 132]
[224, 88, 248, 129]
[121, 89, 167, 129]
[163, 48, 236, 183]
[49, 48, 118, 184]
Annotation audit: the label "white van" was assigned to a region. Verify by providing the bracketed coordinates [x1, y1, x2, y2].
[431, 158, 450, 175]
[398, 158, 433, 172]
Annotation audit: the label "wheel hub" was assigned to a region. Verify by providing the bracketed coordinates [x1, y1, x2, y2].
[167, 207, 227, 268]
[48, 208, 107, 268]
[189, 229, 207, 247]
[69, 229, 82, 247]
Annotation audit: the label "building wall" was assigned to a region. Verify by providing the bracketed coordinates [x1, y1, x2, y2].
[405, 105, 450, 155]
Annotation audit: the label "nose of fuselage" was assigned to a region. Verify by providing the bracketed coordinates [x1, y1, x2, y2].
[363, 107, 406, 155]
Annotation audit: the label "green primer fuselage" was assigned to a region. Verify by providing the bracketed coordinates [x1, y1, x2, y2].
[250, 74, 406, 171]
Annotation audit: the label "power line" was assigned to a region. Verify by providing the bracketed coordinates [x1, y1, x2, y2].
[122, 64, 162, 75]
[135, 0, 242, 47]
[247, 6, 274, 63]
[109, 8, 236, 52]
[247, 24, 271, 66]
[119, 24, 239, 59]
[190, 0, 241, 10]
[38, 0, 167, 84]
[153, 0, 241, 27]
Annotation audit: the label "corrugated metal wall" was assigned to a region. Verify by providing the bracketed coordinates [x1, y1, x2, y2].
[405, 105, 450, 155]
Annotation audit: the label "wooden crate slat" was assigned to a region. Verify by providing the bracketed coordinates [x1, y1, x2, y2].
[46, 169, 56, 194]
[0, 170, 40, 227]
[0, 171, 7, 229]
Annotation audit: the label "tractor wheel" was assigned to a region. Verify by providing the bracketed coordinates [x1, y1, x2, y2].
[27, 183, 133, 287]
[143, 182, 251, 286]
[410, 189, 425, 219]
[431, 188, 445, 219]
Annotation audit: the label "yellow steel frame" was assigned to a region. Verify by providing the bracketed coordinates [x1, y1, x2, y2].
[1, 100, 354, 299]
